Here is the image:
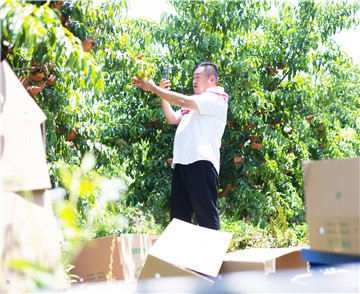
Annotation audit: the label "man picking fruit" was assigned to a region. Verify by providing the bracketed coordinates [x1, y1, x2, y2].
[132, 62, 228, 230]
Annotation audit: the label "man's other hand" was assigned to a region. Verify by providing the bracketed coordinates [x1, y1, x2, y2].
[160, 78, 171, 90]
[132, 78, 156, 92]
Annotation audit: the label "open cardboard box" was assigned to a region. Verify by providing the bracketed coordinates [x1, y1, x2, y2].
[219, 247, 308, 275]
[303, 157, 360, 255]
[139, 218, 233, 282]
[70, 234, 152, 283]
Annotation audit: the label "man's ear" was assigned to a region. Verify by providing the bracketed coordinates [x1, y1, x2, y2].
[209, 75, 216, 84]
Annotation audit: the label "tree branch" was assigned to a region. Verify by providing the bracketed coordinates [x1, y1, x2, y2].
[13, 66, 43, 72]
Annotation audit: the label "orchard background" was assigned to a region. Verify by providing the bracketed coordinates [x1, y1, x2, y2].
[1, 0, 360, 265]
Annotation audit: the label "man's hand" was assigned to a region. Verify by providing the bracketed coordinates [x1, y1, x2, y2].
[132, 76, 199, 112]
[160, 78, 171, 90]
[132, 78, 156, 92]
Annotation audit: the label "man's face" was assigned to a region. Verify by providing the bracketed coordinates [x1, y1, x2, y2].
[192, 66, 212, 95]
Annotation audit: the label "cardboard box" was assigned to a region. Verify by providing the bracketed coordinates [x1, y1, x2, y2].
[139, 218, 233, 281]
[1, 60, 51, 192]
[303, 158, 360, 255]
[70, 234, 152, 283]
[1, 192, 67, 293]
[219, 247, 308, 275]
[1, 60, 66, 293]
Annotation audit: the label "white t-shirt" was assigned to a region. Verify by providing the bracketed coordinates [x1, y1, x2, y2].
[172, 88, 228, 175]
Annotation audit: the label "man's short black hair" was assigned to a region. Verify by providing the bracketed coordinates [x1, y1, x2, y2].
[195, 62, 219, 82]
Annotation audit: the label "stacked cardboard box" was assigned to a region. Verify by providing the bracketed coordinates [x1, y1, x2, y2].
[1, 61, 66, 293]
[303, 158, 360, 255]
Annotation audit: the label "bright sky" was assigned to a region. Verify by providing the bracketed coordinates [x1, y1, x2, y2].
[126, 0, 176, 22]
[93, 0, 360, 65]
[332, 28, 360, 65]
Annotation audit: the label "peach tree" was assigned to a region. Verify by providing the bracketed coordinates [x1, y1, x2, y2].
[123, 0, 360, 226]
[2, 0, 359, 230]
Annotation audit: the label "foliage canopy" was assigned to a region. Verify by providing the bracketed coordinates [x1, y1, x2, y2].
[1, 0, 360, 235]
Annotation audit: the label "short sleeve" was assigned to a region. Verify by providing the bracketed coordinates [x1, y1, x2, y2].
[195, 92, 228, 122]
[174, 109, 183, 121]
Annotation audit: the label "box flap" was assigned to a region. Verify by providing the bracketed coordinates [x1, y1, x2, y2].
[1, 61, 51, 192]
[138, 256, 214, 293]
[148, 219, 232, 277]
[220, 258, 269, 274]
[139, 255, 212, 282]
[223, 247, 303, 262]
[118, 234, 152, 282]
[70, 236, 124, 282]
[220, 247, 307, 274]
[1, 61, 46, 122]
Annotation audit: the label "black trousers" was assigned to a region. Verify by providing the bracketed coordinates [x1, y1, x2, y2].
[170, 160, 220, 230]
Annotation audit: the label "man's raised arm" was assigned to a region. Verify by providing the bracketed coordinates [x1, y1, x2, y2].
[132, 79, 199, 112]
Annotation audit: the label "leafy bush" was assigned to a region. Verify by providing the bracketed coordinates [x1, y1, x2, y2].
[222, 202, 309, 251]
